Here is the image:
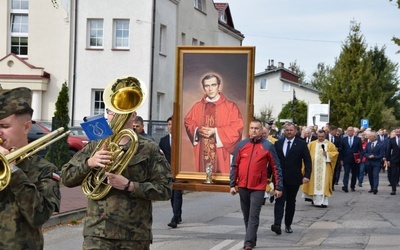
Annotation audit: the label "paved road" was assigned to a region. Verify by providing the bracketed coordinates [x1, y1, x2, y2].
[44, 172, 400, 249]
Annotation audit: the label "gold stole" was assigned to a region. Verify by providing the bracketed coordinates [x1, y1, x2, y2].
[200, 102, 217, 172]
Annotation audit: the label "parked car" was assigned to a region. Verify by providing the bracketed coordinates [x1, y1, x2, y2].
[29, 121, 88, 157]
[69, 126, 87, 136]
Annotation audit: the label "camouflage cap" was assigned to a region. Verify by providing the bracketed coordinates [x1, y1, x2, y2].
[0, 87, 32, 120]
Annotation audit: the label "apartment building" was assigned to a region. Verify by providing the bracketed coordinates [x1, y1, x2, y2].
[0, 0, 243, 125]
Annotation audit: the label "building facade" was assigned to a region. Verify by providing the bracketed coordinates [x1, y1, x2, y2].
[0, 0, 72, 121]
[0, 0, 243, 126]
[253, 61, 321, 122]
[73, 0, 243, 125]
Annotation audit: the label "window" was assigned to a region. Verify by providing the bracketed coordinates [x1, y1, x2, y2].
[159, 24, 167, 54]
[10, 0, 29, 56]
[156, 93, 165, 121]
[113, 19, 129, 48]
[260, 78, 267, 90]
[220, 11, 227, 23]
[282, 83, 290, 92]
[12, 0, 29, 10]
[194, 0, 205, 11]
[93, 90, 104, 115]
[88, 19, 104, 48]
[181, 32, 186, 45]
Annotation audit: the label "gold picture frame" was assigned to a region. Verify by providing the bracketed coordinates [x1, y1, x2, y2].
[172, 46, 255, 192]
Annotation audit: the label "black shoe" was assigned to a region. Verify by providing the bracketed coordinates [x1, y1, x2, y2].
[285, 226, 293, 233]
[388, 184, 391, 186]
[391, 191, 396, 195]
[305, 198, 313, 203]
[368, 190, 373, 193]
[351, 188, 355, 192]
[342, 186, 348, 193]
[320, 204, 327, 208]
[271, 224, 281, 235]
[167, 221, 177, 228]
[178, 217, 182, 224]
[335, 182, 338, 185]
[373, 190, 378, 195]
[358, 183, 362, 187]
[269, 196, 275, 203]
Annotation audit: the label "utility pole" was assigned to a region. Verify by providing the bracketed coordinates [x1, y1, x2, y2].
[291, 89, 297, 123]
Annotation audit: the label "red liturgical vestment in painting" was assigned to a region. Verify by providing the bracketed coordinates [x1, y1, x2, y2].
[184, 93, 244, 174]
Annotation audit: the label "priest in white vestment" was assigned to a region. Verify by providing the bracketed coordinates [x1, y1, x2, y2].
[302, 129, 339, 207]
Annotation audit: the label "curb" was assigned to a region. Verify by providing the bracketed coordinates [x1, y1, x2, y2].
[44, 209, 87, 229]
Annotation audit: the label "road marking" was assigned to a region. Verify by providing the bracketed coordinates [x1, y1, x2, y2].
[209, 240, 234, 250]
[228, 241, 244, 250]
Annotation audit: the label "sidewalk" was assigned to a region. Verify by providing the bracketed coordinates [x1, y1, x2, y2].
[44, 186, 87, 228]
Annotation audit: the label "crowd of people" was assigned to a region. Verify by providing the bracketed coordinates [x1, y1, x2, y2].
[262, 122, 399, 196]
[227, 121, 399, 250]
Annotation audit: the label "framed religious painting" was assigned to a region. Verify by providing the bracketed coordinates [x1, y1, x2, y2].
[171, 46, 255, 192]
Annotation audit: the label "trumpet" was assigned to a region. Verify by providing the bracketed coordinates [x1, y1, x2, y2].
[0, 127, 71, 191]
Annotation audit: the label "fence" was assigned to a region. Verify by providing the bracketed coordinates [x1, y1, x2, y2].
[144, 120, 169, 144]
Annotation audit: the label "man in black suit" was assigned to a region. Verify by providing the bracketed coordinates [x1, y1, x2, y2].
[159, 117, 183, 228]
[327, 125, 342, 189]
[271, 123, 312, 235]
[340, 126, 362, 192]
[385, 127, 400, 195]
[302, 128, 317, 144]
[363, 131, 384, 194]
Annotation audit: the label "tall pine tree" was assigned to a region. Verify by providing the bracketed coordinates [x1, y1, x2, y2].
[319, 21, 383, 128]
[48, 82, 70, 170]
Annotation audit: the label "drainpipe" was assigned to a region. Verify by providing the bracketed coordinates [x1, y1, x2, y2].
[70, 0, 78, 126]
[149, 0, 156, 122]
[146, 0, 156, 135]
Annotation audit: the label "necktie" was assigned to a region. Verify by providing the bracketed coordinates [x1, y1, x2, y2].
[349, 137, 353, 147]
[371, 142, 375, 150]
[331, 136, 334, 143]
[286, 141, 291, 157]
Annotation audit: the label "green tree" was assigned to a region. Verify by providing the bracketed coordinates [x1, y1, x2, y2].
[319, 21, 384, 129]
[277, 100, 307, 127]
[367, 45, 400, 119]
[289, 60, 307, 84]
[310, 62, 331, 91]
[390, 0, 400, 53]
[381, 107, 399, 129]
[47, 82, 70, 170]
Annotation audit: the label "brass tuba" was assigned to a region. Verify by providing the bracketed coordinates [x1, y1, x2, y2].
[0, 127, 70, 191]
[81, 76, 147, 200]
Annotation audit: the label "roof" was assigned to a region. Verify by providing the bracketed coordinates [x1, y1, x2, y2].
[214, 2, 244, 38]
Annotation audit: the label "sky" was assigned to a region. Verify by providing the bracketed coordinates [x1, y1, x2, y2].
[222, 0, 400, 81]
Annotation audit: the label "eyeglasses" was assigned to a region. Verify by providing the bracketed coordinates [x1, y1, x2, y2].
[106, 109, 115, 115]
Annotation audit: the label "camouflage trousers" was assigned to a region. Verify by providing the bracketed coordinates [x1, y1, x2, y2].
[83, 236, 150, 250]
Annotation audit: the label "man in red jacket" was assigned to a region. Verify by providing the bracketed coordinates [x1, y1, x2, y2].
[230, 119, 283, 250]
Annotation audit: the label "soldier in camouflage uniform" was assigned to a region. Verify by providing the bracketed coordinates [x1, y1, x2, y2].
[62, 109, 173, 250]
[0, 87, 61, 249]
